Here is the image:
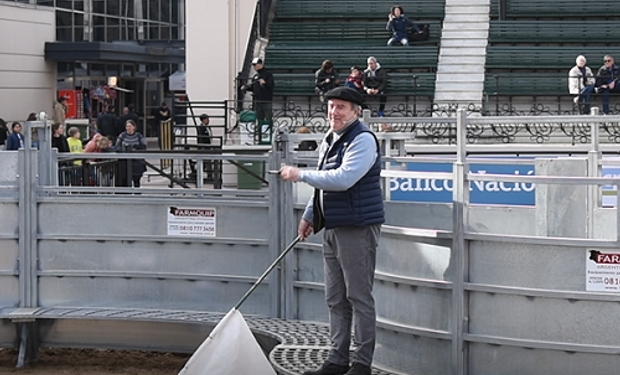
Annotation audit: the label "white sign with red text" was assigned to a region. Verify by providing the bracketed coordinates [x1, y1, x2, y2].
[586, 249, 620, 292]
[167, 207, 216, 237]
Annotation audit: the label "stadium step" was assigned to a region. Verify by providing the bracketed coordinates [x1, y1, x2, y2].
[434, 0, 490, 110]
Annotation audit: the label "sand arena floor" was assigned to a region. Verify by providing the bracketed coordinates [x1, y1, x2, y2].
[0, 348, 191, 374]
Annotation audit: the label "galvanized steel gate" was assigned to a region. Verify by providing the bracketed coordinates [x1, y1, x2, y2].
[2, 115, 620, 375]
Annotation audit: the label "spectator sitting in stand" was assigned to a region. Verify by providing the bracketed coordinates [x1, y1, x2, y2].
[344, 66, 365, 95]
[568, 55, 596, 115]
[386, 5, 421, 46]
[315, 60, 340, 103]
[595, 54, 620, 114]
[363, 56, 389, 117]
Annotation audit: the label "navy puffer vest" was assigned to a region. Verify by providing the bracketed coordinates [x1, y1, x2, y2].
[313, 120, 385, 230]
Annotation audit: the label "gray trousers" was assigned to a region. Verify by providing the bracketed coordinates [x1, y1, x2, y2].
[323, 224, 381, 367]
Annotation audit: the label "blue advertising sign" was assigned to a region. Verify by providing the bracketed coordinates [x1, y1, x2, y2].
[389, 161, 535, 205]
[602, 162, 620, 207]
[389, 158, 620, 207]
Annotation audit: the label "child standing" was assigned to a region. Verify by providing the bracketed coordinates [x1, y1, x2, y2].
[67, 127, 83, 165]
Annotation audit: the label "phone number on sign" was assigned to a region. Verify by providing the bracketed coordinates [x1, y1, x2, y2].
[170, 225, 214, 232]
[603, 277, 620, 286]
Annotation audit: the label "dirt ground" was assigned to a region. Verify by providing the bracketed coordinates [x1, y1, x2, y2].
[0, 348, 191, 375]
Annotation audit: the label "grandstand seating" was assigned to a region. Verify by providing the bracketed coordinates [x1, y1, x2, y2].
[486, 46, 612, 69]
[266, 0, 620, 105]
[265, 46, 439, 72]
[268, 20, 441, 46]
[485, 0, 620, 100]
[263, 0, 445, 102]
[273, 72, 436, 97]
[489, 0, 619, 19]
[489, 20, 619, 44]
[484, 46, 613, 97]
[275, 0, 445, 19]
[484, 73, 567, 96]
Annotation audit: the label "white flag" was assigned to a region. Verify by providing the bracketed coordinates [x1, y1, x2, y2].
[178, 308, 276, 375]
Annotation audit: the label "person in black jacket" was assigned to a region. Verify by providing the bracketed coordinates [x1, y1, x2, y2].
[241, 58, 275, 125]
[0, 118, 8, 150]
[51, 123, 69, 153]
[116, 104, 140, 137]
[595, 55, 620, 114]
[96, 105, 118, 142]
[315, 60, 340, 102]
[386, 5, 422, 46]
[363, 56, 389, 117]
[189, 113, 214, 180]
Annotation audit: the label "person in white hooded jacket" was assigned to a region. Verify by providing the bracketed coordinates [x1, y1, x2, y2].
[568, 55, 595, 115]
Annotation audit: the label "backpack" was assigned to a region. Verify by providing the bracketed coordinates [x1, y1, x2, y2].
[409, 23, 430, 42]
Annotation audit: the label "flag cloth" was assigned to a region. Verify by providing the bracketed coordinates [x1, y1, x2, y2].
[178, 308, 276, 375]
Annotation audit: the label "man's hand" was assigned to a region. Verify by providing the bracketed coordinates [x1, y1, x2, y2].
[298, 218, 313, 241]
[259, 79, 266, 85]
[610, 81, 616, 90]
[280, 165, 300, 182]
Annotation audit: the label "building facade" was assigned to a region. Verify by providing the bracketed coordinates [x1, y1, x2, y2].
[2, 0, 186, 137]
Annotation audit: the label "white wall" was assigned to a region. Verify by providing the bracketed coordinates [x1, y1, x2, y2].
[0, 2, 55, 123]
[186, 0, 256, 103]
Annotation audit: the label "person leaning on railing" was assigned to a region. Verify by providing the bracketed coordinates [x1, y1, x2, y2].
[115, 119, 147, 188]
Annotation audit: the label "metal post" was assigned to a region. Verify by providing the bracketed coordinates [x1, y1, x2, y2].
[587, 107, 600, 239]
[498, 0, 507, 20]
[452, 108, 469, 375]
[362, 109, 372, 131]
[382, 134, 392, 202]
[280, 127, 296, 319]
[196, 159, 204, 189]
[494, 75, 500, 115]
[412, 74, 418, 115]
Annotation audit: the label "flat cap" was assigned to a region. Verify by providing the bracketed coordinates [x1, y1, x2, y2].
[324, 86, 364, 106]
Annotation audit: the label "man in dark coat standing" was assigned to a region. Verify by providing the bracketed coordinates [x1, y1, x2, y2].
[241, 58, 275, 125]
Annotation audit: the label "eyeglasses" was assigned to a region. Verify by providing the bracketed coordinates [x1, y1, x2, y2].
[604, 59, 612, 62]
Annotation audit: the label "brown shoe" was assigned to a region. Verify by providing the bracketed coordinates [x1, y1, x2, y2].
[344, 362, 372, 375]
[303, 361, 350, 375]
